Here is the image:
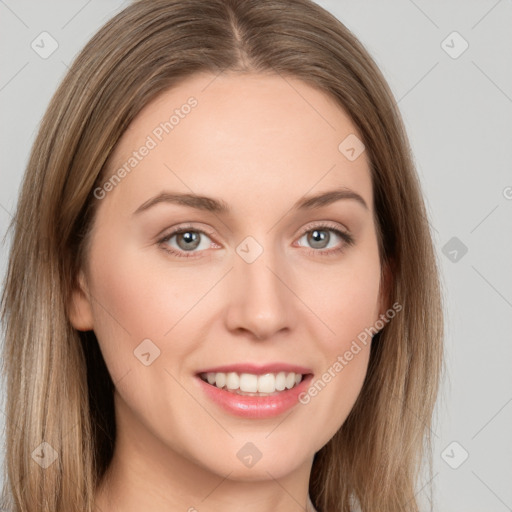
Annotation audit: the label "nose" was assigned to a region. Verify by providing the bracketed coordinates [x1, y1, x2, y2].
[224, 241, 296, 340]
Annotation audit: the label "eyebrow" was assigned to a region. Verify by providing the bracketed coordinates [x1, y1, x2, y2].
[132, 187, 368, 216]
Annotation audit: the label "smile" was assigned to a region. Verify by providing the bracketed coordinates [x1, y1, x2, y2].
[195, 365, 314, 418]
[199, 371, 304, 395]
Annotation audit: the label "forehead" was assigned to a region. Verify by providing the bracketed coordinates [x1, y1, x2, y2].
[102, 72, 373, 216]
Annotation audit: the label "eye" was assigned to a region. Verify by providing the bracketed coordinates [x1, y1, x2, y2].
[157, 222, 354, 259]
[295, 223, 354, 256]
[158, 226, 217, 259]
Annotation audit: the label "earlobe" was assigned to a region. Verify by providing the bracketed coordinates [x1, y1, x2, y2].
[68, 270, 94, 331]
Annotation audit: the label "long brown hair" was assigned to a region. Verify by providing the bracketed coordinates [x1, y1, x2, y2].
[0, 1, 443, 510]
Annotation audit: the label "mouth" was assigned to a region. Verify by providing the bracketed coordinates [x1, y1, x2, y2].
[198, 370, 309, 396]
[195, 363, 314, 418]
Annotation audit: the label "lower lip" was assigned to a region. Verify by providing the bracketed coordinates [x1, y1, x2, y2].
[196, 374, 314, 419]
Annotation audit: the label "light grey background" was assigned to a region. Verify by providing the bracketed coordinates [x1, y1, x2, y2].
[1, 1, 511, 511]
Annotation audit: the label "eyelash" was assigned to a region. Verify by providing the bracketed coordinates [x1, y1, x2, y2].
[157, 222, 355, 259]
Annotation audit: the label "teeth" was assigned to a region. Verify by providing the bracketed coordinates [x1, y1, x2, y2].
[275, 371, 286, 391]
[226, 372, 239, 390]
[200, 371, 305, 394]
[257, 373, 275, 393]
[240, 373, 258, 392]
[215, 372, 226, 388]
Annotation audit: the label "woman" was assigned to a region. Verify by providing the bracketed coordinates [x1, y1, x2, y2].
[0, 0, 443, 511]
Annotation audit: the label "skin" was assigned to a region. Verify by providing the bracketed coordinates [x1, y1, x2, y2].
[69, 71, 389, 512]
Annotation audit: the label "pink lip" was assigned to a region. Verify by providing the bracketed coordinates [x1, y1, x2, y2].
[195, 372, 314, 419]
[196, 362, 313, 375]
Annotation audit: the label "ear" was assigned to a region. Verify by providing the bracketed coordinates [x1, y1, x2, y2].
[68, 269, 94, 331]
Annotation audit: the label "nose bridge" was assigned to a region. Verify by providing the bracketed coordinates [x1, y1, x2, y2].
[226, 234, 293, 338]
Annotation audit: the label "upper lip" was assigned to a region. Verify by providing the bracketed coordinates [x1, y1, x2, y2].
[196, 363, 313, 376]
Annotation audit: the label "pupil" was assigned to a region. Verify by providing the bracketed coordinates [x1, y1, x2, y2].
[178, 231, 200, 250]
[309, 229, 329, 249]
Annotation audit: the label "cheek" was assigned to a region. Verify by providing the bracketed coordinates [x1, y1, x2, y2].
[87, 233, 208, 338]
[301, 248, 382, 349]
[331, 269, 381, 342]
[293, 246, 380, 440]
[309, 263, 378, 378]
[85, 234, 201, 381]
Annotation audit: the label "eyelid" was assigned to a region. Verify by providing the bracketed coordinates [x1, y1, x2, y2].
[296, 220, 350, 237]
[157, 223, 217, 241]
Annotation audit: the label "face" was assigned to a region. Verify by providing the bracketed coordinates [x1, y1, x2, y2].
[69, 72, 388, 484]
